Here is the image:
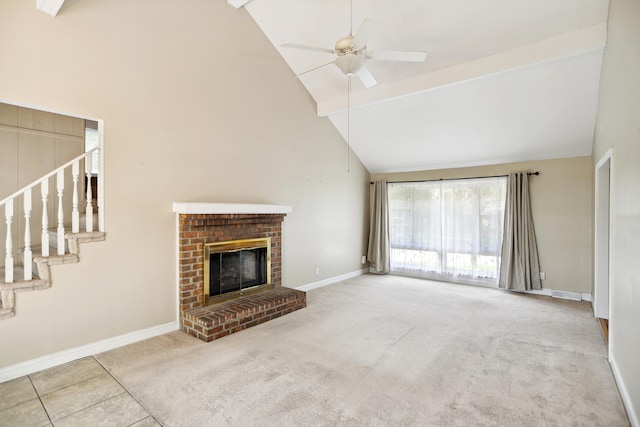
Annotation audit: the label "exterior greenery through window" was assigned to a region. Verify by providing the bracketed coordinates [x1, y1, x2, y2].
[388, 177, 507, 284]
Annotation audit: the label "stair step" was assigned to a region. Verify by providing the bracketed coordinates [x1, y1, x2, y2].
[1, 266, 50, 322]
[1, 266, 42, 283]
[15, 231, 105, 263]
[17, 247, 50, 279]
[0, 308, 14, 320]
[51, 213, 99, 231]
[47, 230, 70, 252]
[47, 212, 100, 250]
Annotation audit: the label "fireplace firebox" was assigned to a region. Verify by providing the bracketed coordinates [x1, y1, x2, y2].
[204, 238, 271, 305]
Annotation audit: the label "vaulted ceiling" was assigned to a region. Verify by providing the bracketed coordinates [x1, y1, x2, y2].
[231, 0, 609, 173]
[39, 0, 609, 174]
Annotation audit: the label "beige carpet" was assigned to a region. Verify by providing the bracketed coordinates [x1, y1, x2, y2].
[96, 275, 629, 426]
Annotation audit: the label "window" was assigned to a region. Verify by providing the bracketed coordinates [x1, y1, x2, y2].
[388, 177, 507, 284]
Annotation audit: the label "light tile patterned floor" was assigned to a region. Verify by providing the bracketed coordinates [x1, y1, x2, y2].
[0, 357, 159, 427]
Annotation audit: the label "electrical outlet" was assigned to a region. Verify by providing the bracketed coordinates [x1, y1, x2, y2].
[315, 267, 320, 275]
[540, 272, 546, 280]
[361, 255, 367, 264]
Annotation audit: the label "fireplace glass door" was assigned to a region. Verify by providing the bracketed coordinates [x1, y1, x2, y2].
[204, 238, 271, 304]
[210, 247, 267, 295]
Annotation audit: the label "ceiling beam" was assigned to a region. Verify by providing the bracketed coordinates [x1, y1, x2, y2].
[228, 0, 252, 9]
[36, 0, 66, 17]
[317, 23, 607, 117]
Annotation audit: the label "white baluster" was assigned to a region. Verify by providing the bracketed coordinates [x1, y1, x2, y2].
[72, 160, 79, 233]
[41, 179, 49, 257]
[85, 154, 94, 232]
[23, 188, 32, 280]
[5, 200, 14, 284]
[56, 171, 65, 255]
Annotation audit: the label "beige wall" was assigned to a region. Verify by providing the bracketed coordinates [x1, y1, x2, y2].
[0, 0, 369, 367]
[372, 156, 594, 294]
[592, 0, 640, 421]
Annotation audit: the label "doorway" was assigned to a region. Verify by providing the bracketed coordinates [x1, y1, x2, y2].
[594, 149, 612, 322]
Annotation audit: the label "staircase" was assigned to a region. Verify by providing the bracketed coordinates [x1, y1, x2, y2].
[0, 148, 104, 320]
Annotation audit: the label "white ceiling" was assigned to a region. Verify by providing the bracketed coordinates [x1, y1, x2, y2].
[41, 1, 608, 173]
[236, 0, 609, 173]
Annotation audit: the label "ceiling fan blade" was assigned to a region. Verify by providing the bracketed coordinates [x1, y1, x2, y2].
[352, 18, 382, 48]
[296, 61, 336, 78]
[367, 50, 427, 62]
[282, 43, 335, 55]
[354, 66, 377, 88]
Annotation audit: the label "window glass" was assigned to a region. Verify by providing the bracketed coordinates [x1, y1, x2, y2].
[388, 177, 507, 283]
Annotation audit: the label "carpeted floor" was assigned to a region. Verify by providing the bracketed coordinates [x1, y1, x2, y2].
[96, 274, 630, 426]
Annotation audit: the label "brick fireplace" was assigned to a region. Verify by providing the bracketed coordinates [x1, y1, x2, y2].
[173, 203, 306, 342]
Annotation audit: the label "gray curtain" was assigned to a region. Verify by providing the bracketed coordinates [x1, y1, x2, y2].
[367, 181, 390, 274]
[499, 172, 542, 290]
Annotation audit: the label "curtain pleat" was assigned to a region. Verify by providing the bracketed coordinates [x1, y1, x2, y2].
[499, 173, 542, 290]
[367, 181, 390, 274]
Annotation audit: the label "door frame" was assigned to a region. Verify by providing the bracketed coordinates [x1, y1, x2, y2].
[594, 148, 613, 320]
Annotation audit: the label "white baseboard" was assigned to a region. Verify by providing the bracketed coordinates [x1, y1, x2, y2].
[510, 288, 553, 297]
[510, 288, 591, 302]
[296, 268, 367, 292]
[0, 321, 179, 383]
[610, 352, 639, 427]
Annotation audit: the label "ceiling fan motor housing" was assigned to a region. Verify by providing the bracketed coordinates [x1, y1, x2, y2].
[335, 36, 364, 55]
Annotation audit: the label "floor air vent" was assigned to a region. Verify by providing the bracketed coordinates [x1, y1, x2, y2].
[551, 290, 582, 301]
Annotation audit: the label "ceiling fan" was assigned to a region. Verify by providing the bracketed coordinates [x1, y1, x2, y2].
[282, 5, 427, 88]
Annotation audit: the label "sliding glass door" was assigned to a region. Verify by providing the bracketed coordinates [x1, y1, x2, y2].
[388, 177, 507, 284]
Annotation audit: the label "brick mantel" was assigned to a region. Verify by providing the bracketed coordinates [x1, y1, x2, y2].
[172, 202, 292, 215]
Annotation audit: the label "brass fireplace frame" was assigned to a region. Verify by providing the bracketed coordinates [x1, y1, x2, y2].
[203, 237, 271, 305]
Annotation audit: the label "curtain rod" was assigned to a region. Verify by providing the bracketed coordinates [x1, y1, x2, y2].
[370, 171, 539, 185]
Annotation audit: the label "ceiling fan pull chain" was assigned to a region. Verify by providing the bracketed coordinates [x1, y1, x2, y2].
[347, 75, 351, 173]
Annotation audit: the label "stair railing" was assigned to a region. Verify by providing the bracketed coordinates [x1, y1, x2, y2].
[1, 147, 102, 283]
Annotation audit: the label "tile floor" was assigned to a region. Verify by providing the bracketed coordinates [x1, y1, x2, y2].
[0, 357, 159, 427]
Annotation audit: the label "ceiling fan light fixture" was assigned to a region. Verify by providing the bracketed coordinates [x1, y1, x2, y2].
[335, 55, 366, 75]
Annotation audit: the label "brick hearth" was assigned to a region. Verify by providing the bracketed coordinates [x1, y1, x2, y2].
[182, 287, 306, 342]
[173, 203, 306, 342]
